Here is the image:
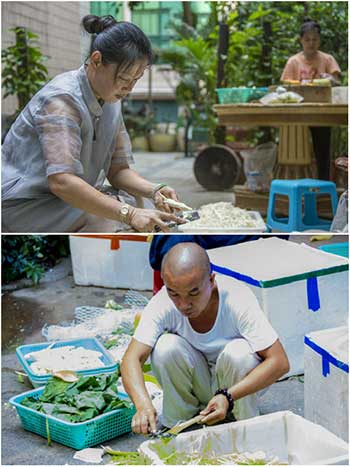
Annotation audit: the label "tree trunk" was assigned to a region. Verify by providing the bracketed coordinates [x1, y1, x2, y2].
[15, 27, 28, 111]
[215, 22, 229, 145]
[182, 2, 194, 27]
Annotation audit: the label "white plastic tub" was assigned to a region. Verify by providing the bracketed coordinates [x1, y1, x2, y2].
[178, 210, 267, 232]
[69, 235, 153, 290]
[304, 326, 348, 441]
[139, 411, 349, 465]
[207, 237, 348, 376]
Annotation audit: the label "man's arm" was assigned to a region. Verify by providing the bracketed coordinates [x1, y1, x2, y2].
[200, 339, 289, 424]
[121, 338, 157, 434]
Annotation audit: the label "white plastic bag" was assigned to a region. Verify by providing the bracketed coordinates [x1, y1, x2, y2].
[241, 142, 277, 192]
[260, 87, 304, 105]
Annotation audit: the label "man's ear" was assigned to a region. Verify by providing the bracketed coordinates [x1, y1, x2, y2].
[90, 50, 103, 68]
[210, 272, 216, 286]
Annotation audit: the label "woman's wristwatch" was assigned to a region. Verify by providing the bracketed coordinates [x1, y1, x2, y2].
[119, 204, 132, 224]
[214, 388, 234, 413]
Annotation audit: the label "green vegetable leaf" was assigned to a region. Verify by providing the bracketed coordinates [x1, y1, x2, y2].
[74, 391, 106, 411]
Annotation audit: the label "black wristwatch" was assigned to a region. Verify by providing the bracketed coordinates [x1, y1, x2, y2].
[214, 388, 234, 413]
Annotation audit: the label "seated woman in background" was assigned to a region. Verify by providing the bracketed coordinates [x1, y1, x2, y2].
[281, 18, 341, 180]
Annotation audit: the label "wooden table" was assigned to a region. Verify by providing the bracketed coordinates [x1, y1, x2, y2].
[214, 103, 348, 178]
[213, 103, 348, 127]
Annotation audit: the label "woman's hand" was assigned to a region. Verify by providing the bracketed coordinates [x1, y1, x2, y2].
[154, 185, 179, 213]
[319, 72, 340, 85]
[131, 405, 158, 435]
[199, 394, 229, 426]
[129, 207, 184, 232]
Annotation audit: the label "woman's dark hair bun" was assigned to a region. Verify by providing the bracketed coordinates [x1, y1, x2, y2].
[303, 17, 313, 24]
[82, 15, 117, 34]
[300, 17, 321, 36]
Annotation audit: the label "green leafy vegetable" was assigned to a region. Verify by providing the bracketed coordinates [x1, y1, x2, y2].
[20, 371, 131, 423]
[106, 449, 143, 465]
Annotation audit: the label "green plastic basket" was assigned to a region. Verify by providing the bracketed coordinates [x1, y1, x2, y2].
[10, 387, 136, 449]
[216, 87, 268, 104]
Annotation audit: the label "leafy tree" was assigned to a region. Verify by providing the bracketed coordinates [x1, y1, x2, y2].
[162, 1, 348, 143]
[161, 32, 218, 143]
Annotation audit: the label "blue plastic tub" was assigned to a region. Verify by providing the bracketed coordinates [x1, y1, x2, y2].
[318, 242, 349, 259]
[10, 387, 135, 449]
[16, 337, 118, 387]
[216, 87, 269, 104]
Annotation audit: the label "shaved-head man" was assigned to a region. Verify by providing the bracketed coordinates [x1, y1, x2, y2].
[121, 243, 289, 434]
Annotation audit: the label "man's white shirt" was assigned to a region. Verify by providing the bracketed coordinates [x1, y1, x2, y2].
[134, 274, 278, 365]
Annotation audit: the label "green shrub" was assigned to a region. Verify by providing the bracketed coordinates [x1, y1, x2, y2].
[2, 236, 70, 285]
[2, 27, 49, 113]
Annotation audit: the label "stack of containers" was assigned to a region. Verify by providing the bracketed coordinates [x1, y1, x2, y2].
[207, 237, 349, 376]
[11, 337, 135, 448]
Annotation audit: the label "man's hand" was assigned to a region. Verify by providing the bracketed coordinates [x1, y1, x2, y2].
[199, 394, 229, 426]
[131, 405, 158, 434]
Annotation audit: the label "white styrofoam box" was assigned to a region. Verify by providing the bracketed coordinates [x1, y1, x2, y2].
[69, 235, 153, 290]
[304, 326, 349, 442]
[207, 237, 348, 376]
[139, 411, 349, 465]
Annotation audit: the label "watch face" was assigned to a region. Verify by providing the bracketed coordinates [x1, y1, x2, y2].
[121, 206, 129, 215]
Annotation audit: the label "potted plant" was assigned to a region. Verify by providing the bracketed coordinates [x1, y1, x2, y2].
[123, 103, 154, 151]
[149, 120, 177, 152]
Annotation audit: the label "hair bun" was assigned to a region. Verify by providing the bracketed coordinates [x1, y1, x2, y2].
[82, 15, 117, 35]
[303, 17, 313, 24]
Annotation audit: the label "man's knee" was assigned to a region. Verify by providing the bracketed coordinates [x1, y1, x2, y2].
[151, 333, 184, 366]
[216, 339, 260, 379]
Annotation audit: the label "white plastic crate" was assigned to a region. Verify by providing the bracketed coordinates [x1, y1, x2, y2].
[304, 326, 348, 442]
[139, 411, 348, 465]
[69, 235, 153, 290]
[207, 237, 348, 376]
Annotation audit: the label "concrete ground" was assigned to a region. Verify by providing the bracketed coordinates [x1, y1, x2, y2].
[132, 151, 235, 209]
[2, 235, 347, 465]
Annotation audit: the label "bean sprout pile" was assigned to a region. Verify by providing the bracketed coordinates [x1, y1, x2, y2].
[187, 202, 259, 228]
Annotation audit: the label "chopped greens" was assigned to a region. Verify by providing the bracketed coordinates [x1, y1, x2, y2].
[20, 371, 130, 423]
[152, 451, 286, 465]
[105, 448, 143, 465]
[148, 440, 287, 465]
[106, 442, 287, 466]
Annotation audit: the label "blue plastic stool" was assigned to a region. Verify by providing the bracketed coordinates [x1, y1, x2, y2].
[267, 179, 338, 232]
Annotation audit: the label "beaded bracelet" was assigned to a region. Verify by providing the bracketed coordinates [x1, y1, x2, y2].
[214, 388, 234, 413]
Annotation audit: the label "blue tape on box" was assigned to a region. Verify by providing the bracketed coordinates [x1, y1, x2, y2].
[306, 277, 320, 312]
[211, 263, 261, 287]
[304, 335, 349, 377]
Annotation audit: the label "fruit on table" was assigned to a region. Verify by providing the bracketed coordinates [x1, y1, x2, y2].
[281, 80, 300, 85]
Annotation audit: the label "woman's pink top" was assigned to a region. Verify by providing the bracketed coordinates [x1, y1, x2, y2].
[281, 51, 341, 81]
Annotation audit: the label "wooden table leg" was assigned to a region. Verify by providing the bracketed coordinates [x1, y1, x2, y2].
[274, 125, 314, 179]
